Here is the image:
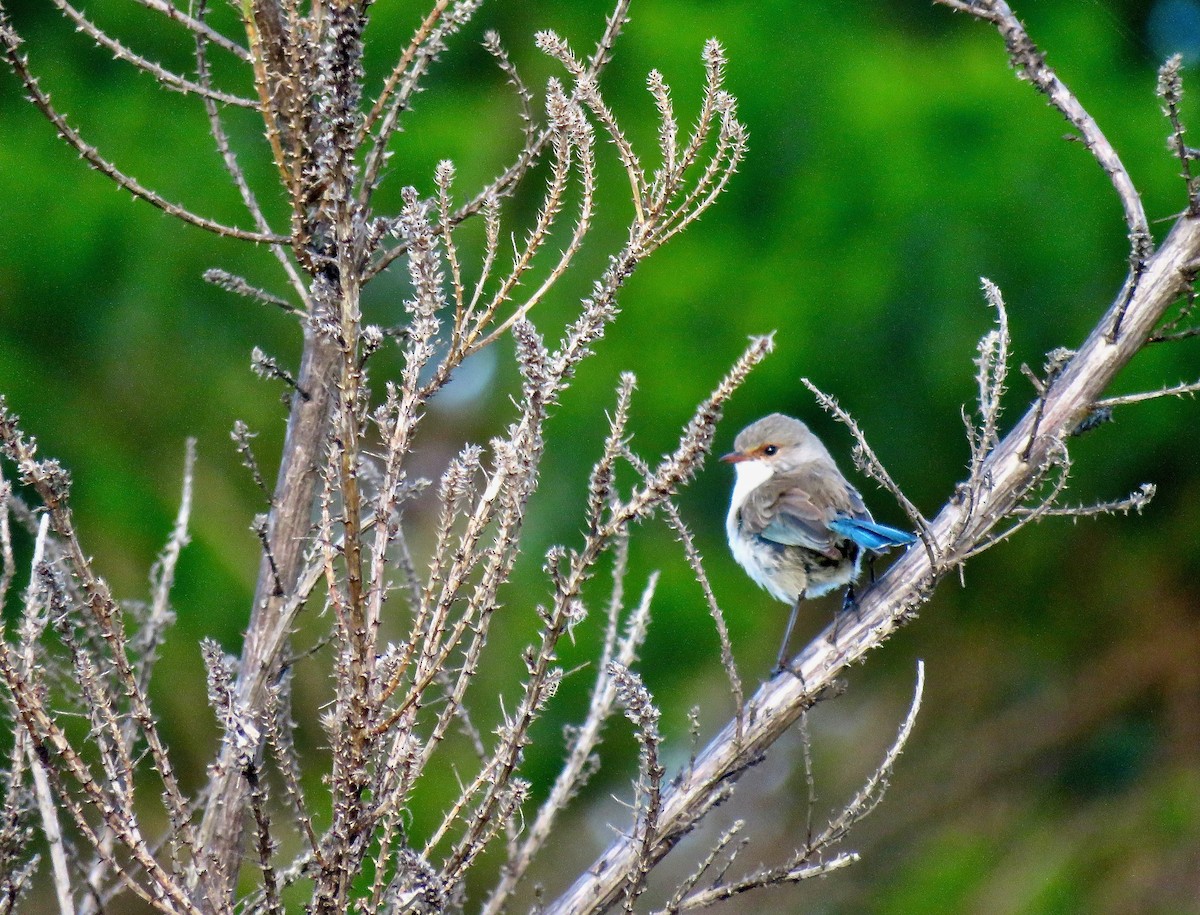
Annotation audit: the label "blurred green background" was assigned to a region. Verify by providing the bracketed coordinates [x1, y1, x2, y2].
[2, 0, 1200, 911]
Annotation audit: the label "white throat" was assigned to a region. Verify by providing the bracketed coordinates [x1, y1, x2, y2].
[726, 459, 773, 530]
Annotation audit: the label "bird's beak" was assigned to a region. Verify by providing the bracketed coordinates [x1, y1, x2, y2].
[720, 451, 747, 464]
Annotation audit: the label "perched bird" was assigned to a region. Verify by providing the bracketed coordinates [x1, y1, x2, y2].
[722, 413, 916, 668]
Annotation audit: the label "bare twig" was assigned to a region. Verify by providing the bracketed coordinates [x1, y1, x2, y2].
[20, 518, 74, 915]
[1093, 378, 1200, 409]
[1157, 55, 1200, 216]
[609, 663, 664, 913]
[365, 0, 635, 280]
[801, 378, 934, 562]
[666, 852, 859, 912]
[204, 270, 300, 314]
[934, 0, 1150, 340]
[0, 14, 286, 244]
[645, 488, 743, 740]
[50, 0, 255, 107]
[131, 0, 249, 61]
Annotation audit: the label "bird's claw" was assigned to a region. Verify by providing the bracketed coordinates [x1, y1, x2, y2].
[774, 658, 808, 689]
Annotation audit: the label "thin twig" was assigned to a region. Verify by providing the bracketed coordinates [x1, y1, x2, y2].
[51, 0, 254, 107]
[651, 493, 744, 740]
[0, 17, 286, 244]
[934, 0, 1151, 341]
[366, 0, 634, 280]
[1093, 378, 1200, 409]
[801, 378, 934, 563]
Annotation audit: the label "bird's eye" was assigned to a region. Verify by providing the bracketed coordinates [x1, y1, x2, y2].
[762, 445, 778, 456]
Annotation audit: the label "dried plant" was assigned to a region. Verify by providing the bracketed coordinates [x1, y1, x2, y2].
[0, 0, 1197, 913]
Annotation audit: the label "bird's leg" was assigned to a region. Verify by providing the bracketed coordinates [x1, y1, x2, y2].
[775, 592, 805, 675]
[833, 551, 873, 643]
[841, 584, 859, 616]
[830, 584, 860, 643]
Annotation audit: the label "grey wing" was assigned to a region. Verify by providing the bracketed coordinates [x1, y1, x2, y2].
[841, 481, 872, 523]
[743, 470, 872, 558]
[740, 477, 838, 556]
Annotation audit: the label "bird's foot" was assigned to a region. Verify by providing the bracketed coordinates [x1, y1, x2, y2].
[774, 658, 809, 690]
[827, 586, 862, 644]
[841, 585, 860, 617]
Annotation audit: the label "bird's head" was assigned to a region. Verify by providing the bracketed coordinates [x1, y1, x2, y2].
[720, 413, 826, 477]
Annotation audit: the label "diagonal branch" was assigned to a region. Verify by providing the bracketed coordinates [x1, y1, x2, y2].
[132, 0, 249, 61]
[544, 198, 1200, 915]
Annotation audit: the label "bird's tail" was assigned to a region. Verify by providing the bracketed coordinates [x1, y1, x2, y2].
[829, 516, 917, 552]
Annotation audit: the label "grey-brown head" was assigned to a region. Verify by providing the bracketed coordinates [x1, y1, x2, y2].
[720, 413, 835, 475]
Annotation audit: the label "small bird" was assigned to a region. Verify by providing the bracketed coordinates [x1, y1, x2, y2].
[722, 413, 916, 669]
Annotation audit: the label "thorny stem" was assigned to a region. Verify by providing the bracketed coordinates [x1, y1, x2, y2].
[195, 331, 341, 895]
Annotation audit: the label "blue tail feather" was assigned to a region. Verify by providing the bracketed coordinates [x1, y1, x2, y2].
[829, 516, 916, 552]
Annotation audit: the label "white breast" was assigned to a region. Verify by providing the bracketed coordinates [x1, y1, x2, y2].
[726, 459, 779, 593]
